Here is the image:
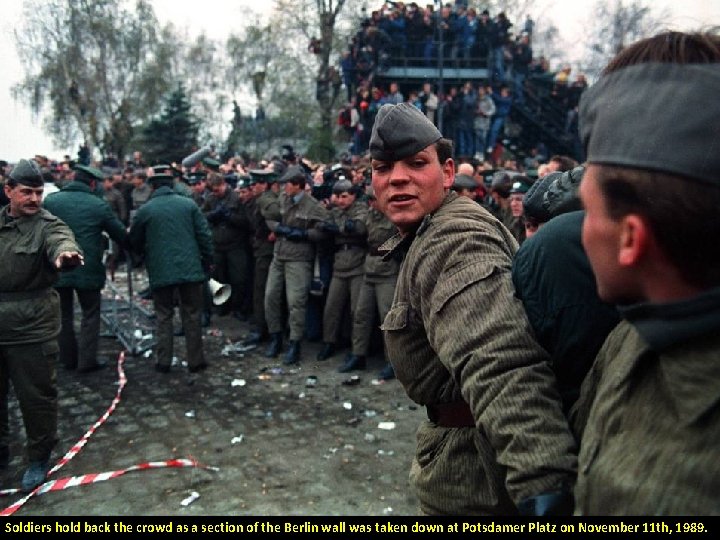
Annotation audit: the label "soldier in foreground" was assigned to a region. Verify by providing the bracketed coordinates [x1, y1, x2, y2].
[571, 30, 720, 515]
[0, 159, 83, 491]
[370, 103, 576, 515]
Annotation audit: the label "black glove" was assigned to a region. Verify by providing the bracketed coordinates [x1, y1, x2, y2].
[286, 228, 308, 242]
[344, 219, 356, 233]
[320, 221, 340, 234]
[275, 224, 292, 236]
[206, 207, 228, 224]
[517, 491, 573, 516]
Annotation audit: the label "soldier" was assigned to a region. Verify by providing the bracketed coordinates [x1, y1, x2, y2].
[130, 170, 152, 212]
[128, 173, 213, 374]
[370, 103, 576, 515]
[451, 173, 479, 200]
[186, 170, 209, 208]
[103, 172, 128, 225]
[345, 186, 399, 379]
[202, 172, 251, 318]
[243, 169, 281, 346]
[571, 31, 720, 515]
[43, 165, 128, 373]
[0, 159, 83, 491]
[315, 180, 369, 368]
[264, 165, 330, 365]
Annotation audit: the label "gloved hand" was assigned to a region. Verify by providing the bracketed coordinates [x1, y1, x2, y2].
[275, 224, 292, 237]
[343, 219, 356, 233]
[517, 491, 573, 516]
[207, 206, 230, 224]
[286, 228, 308, 242]
[320, 221, 340, 234]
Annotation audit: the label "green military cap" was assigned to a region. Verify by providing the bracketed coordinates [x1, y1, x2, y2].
[147, 173, 175, 187]
[235, 177, 252, 190]
[249, 169, 277, 184]
[8, 159, 44, 187]
[509, 175, 534, 194]
[202, 157, 222, 171]
[370, 103, 443, 161]
[185, 171, 206, 186]
[73, 164, 105, 184]
[452, 174, 478, 191]
[332, 178, 353, 194]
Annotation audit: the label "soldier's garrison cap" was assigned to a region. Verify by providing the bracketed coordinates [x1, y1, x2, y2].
[73, 164, 105, 184]
[8, 159, 44, 187]
[278, 165, 306, 185]
[452, 174, 478, 190]
[185, 171, 207, 185]
[332, 179, 354, 194]
[370, 103, 443, 161]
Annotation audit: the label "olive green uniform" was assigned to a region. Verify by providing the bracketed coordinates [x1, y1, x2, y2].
[0, 207, 81, 461]
[380, 193, 576, 515]
[249, 190, 281, 336]
[265, 192, 329, 341]
[322, 200, 368, 346]
[351, 207, 399, 357]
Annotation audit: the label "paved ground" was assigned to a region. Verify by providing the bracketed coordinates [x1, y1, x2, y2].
[1, 272, 423, 516]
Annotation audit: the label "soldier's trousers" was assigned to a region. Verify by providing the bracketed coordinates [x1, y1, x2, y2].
[352, 277, 397, 356]
[153, 282, 205, 370]
[213, 247, 248, 314]
[265, 259, 312, 342]
[322, 273, 364, 346]
[57, 287, 102, 371]
[0, 340, 59, 461]
[252, 251, 273, 336]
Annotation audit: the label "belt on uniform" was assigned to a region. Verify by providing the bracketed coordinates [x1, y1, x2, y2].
[336, 244, 363, 252]
[427, 401, 475, 428]
[0, 288, 52, 302]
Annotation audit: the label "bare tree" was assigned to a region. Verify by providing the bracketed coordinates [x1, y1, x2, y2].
[582, 0, 669, 79]
[13, 0, 176, 161]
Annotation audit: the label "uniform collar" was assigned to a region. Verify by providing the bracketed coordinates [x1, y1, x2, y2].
[378, 191, 457, 260]
[620, 287, 720, 351]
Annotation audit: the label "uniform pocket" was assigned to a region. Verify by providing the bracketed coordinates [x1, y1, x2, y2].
[432, 261, 498, 314]
[381, 302, 409, 331]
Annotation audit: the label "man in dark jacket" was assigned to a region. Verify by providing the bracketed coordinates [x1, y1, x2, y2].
[43, 165, 128, 373]
[202, 172, 251, 318]
[1, 159, 83, 491]
[129, 173, 213, 374]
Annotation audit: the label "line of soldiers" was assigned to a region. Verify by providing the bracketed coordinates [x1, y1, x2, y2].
[189, 160, 400, 378]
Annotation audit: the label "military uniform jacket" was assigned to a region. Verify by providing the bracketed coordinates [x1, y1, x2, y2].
[104, 186, 128, 224]
[379, 192, 577, 515]
[202, 187, 250, 251]
[328, 200, 368, 277]
[44, 181, 127, 290]
[0, 207, 81, 345]
[364, 207, 400, 281]
[571, 288, 720, 515]
[129, 186, 213, 290]
[250, 190, 280, 257]
[273, 192, 329, 263]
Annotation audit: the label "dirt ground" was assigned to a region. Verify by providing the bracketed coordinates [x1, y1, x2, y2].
[1, 269, 423, 516]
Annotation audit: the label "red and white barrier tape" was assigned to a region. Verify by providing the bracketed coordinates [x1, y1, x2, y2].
[1, 350, 217, 516]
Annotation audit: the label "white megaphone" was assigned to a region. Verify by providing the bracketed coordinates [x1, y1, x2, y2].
[208, 278, 232, 306]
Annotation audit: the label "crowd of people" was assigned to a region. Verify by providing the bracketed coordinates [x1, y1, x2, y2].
[1, 28, 718, 516]
[335, 2, 587, 164]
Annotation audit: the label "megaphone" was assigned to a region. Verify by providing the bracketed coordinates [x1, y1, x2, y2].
[208, 278, 232, 306]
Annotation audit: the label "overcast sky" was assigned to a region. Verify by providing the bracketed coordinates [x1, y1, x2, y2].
[1, 0, 716, 162]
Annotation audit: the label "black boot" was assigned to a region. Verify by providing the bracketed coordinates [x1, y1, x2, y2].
[338, 353, 366, 373]
[243, 330, 267, 346]
[316, 342, 335, 361]
[265, 332, 283, 357]
[284, 340, 301, 365]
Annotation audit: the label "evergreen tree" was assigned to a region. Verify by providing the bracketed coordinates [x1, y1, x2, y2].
[140, 84, 199, 165]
